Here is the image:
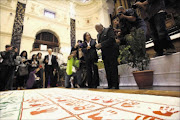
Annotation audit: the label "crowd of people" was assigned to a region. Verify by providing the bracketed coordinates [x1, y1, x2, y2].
[0, 0, 176, 91]
[0, 47, 60, 91]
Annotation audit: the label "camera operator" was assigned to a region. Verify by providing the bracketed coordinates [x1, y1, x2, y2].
[135, 0, 176, 56]
[117, 6, 147, 38]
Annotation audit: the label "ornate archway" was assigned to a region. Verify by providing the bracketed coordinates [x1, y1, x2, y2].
[33, 30, 60, 51]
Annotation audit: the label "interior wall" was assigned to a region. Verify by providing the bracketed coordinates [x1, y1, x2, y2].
[0, 0, 111, 62]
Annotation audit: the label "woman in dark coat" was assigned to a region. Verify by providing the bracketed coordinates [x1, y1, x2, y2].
[82, 32, 99, 88]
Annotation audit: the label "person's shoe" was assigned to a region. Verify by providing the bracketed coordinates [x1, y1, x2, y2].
[164, 48, 176, 55]
[154, 53, 164, 57]
[20, 87, 25, 90]
[103, 87, 112, 89]
[75, 84, 80, 88]
[111, 86, 119, 89]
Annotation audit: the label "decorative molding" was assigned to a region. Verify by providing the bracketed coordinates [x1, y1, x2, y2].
[21, 35, 35, 40]
[0, 31, 12, 37]
[0, 4, 16, 13]
[0, 31, 34, 40]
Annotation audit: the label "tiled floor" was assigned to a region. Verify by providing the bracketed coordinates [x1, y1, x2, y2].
[0, 88, 180, 120]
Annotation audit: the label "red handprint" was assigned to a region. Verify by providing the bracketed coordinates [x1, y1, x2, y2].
[153, 106, 179, 117]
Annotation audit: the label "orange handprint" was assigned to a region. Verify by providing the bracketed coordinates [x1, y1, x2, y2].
[135, 115, 156, 120]
[74, 105, 95, 110]
[88, 111, 103, 120]
[30, 107, 58, 115]
[74, 106, 86, 110]
[153, 106, 179, 117]
[103, 99, 113, 103]
[121, 101, 139, 107]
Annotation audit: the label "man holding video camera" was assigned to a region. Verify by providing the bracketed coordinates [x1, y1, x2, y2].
[135, 0, 176, 56]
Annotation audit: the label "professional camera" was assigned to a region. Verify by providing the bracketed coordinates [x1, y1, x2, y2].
[77, 40, 83, 48]
[117, 11, 124, 17]
[132, 0, 146, 9]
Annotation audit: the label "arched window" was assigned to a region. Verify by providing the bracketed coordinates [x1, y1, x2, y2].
[33, 31, 59, 50]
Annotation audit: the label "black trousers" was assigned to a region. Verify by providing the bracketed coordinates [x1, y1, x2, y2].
[0, 65, 14, 91]
[103, 55, 119, 88]
[16, 75, 27, 87]
[45, 65, 55, 88]
[149, 12, 175, 54]
[86, 60, 99, 88]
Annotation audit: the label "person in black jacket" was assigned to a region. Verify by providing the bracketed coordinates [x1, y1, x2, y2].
[0, 45, 18, 91]
[82, 32, 99, 88]
[95, 24, 119, 89]
[135, 0, 176, 56]
[43, 48, 58, 88]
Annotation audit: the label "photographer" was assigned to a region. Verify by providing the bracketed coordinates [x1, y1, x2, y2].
[117, 6, 147, 37]
[135, 0, 176, 56]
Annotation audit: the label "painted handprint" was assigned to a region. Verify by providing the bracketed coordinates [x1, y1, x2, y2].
[30, 107, 58, 115]
[153, 106, 179, 117]
[121, 101, 139, 107]
[135, 115, 156, 120]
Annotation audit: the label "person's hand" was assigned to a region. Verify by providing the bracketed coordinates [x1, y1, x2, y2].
[79, 48, 82, 51]
[114, 29, 121, 32]
[95, 44, 102, 49]
[117, 32, 121, 36]
[116, 39, 120, 44]
[14, 48, 18, 52]
[45, 59, 48, 63]
[119, 14, 125, 19]
[87, 46, 91, 50]
[135, 1, 147, 10]
[74, 43, 79, 48]
[135, 1, 143, 7]
[68, 55, 72, 60]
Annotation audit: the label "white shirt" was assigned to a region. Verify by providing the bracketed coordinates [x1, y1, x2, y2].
[86, 40, 91, 46]
[48, 54, 52, 65]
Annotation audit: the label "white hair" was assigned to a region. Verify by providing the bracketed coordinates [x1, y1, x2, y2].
[117, 6, 124, 10]
[48, 48, 52, 51]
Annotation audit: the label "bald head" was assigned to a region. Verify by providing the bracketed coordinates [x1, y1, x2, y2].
[95, 23, 104, 34]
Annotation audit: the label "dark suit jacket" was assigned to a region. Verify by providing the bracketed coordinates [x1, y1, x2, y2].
[82, 39, 98, 63]
[97, 27, 117, 59]
[43, 55, 57, 70]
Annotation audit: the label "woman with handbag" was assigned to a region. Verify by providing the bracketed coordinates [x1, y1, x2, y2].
[16, 51, 29, 90]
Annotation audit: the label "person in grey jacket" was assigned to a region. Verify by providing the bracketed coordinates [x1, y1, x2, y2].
[16, 51, 29, 90]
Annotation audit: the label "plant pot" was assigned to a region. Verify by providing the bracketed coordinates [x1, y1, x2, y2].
[132, 70, 154, 89]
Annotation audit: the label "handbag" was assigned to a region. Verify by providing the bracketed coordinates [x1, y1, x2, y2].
[18, 66, 29, 76]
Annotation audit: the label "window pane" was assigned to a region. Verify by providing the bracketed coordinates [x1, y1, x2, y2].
[44, 10, 55, 19]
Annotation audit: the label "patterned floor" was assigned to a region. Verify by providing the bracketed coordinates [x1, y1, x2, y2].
[0, 88, 180, 120]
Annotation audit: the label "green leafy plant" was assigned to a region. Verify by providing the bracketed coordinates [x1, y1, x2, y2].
[121, 28, 150, 71]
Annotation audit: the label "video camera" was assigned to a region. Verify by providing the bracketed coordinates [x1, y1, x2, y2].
[132, 0, 146, 9]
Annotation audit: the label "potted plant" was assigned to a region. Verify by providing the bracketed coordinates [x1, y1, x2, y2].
[124, 28, 153, 89]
